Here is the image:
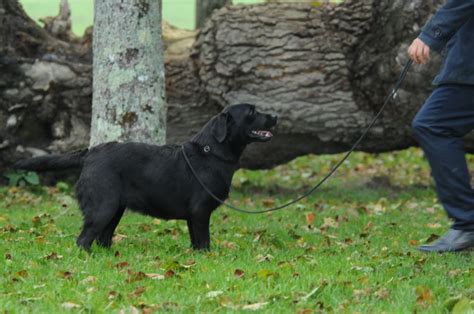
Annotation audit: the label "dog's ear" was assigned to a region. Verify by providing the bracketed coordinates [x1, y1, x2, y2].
[211, 113, 228, 143]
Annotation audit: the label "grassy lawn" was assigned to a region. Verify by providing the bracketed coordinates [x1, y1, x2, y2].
[1, 148, 472, 312]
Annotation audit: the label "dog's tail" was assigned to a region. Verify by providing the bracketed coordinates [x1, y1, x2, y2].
[13, 149, 88, 172]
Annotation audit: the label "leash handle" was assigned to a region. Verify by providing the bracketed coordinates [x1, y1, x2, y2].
[182, 60, 413, 214]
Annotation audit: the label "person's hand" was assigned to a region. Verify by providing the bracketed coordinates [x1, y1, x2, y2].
[408, 38, 431, 65]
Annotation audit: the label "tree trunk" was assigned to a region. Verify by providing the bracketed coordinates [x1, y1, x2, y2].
[90, 0, 166, 146]
[1, 0, 462, 178]
[195, 0, 232, 29]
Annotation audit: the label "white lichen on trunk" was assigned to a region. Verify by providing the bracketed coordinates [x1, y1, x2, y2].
[90, 0, 166, 146]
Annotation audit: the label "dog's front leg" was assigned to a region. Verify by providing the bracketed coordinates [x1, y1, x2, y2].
[188, 212, 211, 250]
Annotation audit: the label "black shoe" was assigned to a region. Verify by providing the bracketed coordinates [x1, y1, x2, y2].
[418, 229, 474, 253]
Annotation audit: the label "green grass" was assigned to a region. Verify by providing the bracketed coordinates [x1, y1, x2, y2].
[19, 0, 267, 35]
[19, 0, 343, 35]
[1, 148, 473, 312]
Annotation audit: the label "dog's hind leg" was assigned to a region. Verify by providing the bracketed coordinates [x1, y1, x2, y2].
[75, 174, 122, 251]
[96, 207, 125, 248]
[76, 199, 121, 251]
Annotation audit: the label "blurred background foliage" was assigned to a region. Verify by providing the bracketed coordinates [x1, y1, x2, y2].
[19, 0, 343, 35]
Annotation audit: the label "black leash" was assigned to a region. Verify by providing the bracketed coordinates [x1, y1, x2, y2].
[182, 60, 413, 214]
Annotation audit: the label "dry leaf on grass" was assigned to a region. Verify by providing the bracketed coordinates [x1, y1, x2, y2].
[234, 269, 245, 278]
[241, 302, 269, 310]
[61, 302, 80, 309]
[416, 286, 433, 305]
[145, 273, 165, 280]
[206, 290, 223, 298]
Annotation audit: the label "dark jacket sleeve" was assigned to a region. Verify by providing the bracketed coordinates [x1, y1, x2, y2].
[419, 0, 474, 52]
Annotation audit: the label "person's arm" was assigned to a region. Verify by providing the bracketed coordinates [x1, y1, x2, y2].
[408, 0, 474, 64]
[419, 0, 474, 52]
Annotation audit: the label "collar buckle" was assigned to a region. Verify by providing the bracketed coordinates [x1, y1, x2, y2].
[203, 145, 211, 153]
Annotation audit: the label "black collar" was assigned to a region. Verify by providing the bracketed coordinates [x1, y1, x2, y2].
[185, 142, 239, 164]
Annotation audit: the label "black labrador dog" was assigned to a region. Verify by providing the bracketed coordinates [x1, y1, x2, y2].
[14, 104, 277, 251]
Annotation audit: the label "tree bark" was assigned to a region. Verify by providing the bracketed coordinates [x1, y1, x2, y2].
[1, 0, 460, 177]
[90, 0, 166, 146]
[195, 0, 232, 29]
[183, 0, 449, 168]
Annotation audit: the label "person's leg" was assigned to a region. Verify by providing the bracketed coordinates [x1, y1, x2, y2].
[412, 84, 474, 251]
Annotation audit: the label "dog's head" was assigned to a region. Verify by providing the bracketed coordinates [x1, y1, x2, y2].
[191, 104, 278, 160]
[211, 104, 277, 144]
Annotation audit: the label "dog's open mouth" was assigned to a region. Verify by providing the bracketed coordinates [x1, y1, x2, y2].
[250, 130, 273, 141]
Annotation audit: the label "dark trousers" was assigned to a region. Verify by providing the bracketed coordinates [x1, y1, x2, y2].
[412, 84, 474, 231]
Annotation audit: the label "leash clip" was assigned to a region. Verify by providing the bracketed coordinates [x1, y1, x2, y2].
[392, 89, 398, 99]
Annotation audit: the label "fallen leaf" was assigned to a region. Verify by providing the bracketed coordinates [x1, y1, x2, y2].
[306, 213, 316, 225]
[139, 224, 152, 232]
[321, 217, 338, 229]
[256, 254, 273, 263]
[262, 198, 275, 207]
[373, 203, 385, 214]
[130, 286, 146, 298]
[182, 259, 196, 269]
[409, 239, 418, 246]
[108, 291, 119, 300]
[447, 269, 462, 278]
[126, 271, 146, 283]
[164, 269, 176, 279]
[353, 288, 371, 298]
[16, 270, 28, 278]
[32, 215, 41, 227]
[374, 288, 390, 300]
[256, 269, 278, 279]
[344, 238, 353, 244]
[234, 269, 245, 278]
[415, 286, 433, 305]
[427, 223, 442, 229]
[112, 234, 127, 242]
[242, 302, 268, 310]
[206, 290, 223, 298]
[119, 306, 140, 314]
[114, 261, 129, 269]
[44, 252, 63, 260]
[357, 276, 369, 284]
[61, 271, 73, 280]
[61, 302, 80, 309]
[145, 273, 165, 280]
[82, 276, 96, 283]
